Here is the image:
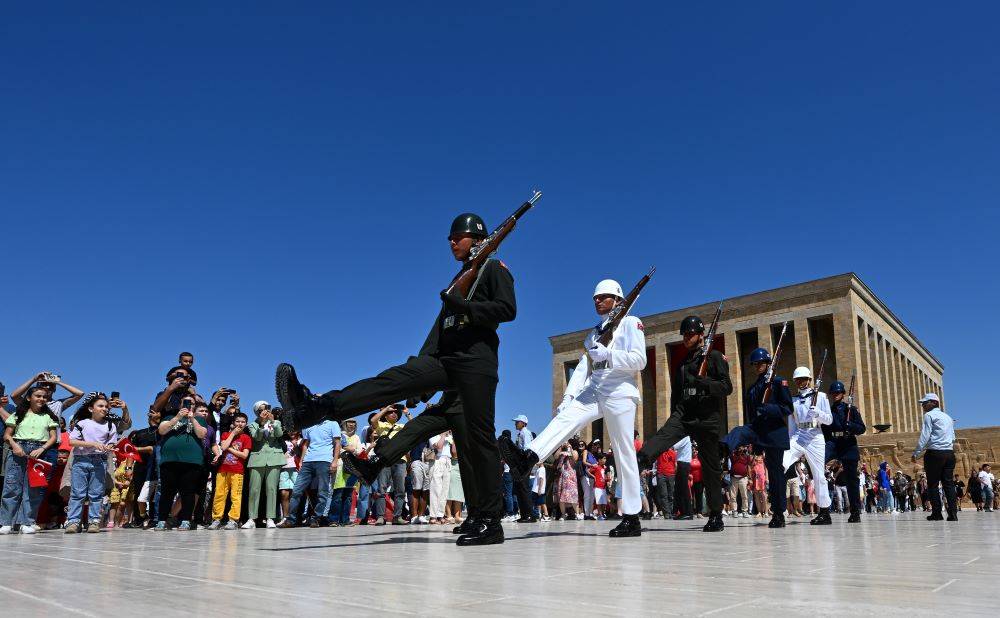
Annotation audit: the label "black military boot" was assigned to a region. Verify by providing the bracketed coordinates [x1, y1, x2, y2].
[341, 451, 381, 486]
[453, 510, 479, 534]
[456, 514, 504, 546]
[608, 514, 642, 538]
[275, 363, 327, 430]
[767, 513, 785, 528]
[946, 509, 958, 522]
[702, 512, 725, 532]
[847, 510, 861, 523]
[927, 512, 944, 521]
[498, 434, 538, 479]
[810, 508, 833, 525]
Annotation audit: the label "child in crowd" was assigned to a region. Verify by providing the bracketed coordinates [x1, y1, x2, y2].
[0, 386, 59, 535]
[590, 454, 608, 520]
[106, 456, 134, 528]
[530, 462, 548, 521]
[66, 393, 118, 534]
[279, 430, 302, 520]
[209, 412, 251, 529]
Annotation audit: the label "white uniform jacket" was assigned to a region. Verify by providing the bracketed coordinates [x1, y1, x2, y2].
[564, 315, 647, 401]
[788, 390, 833, 436]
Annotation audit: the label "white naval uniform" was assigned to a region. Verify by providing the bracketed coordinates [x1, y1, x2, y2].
[527, 315, 647, 515]
[782, 389, 833, 509]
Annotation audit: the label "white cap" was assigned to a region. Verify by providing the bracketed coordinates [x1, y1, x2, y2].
[919, 393, 940, 404]
[792, 366, 812, 380]
[593, 279, 624, 298]
[512, 414, 529, 425]
[253, 400, 271, 413]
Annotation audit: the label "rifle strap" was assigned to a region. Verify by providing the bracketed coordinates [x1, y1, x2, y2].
[464, 257, 494, 301]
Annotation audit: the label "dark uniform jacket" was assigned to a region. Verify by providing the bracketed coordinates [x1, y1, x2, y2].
[672, 347, 733, 426]
[419, 258, 516, 376]
[823, 401, 866, 461]
[743, 374, 793, 450]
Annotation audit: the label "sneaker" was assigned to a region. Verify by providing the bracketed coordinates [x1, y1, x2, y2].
[374, 517, 386, 526]
[177, 521, 191, 531]
[20, 524, 38, 535]
[501, 514, 518, 522]
[276, 518, 296, 529]
[64, 523, 81, 534]
[0, 525, 11, 535]
[329, 521, 341, 527]
[265, 519, 276, 529]
[87, 523, 101, 534]
[741, 512, 749, 518]
[392, 516, 409, 525]
[241, 520, 257, 530]
[207, 520, 222, 530]
[223, 521, 238, 530]
[153, 521, 167, 531]
[308, 518, 320, 528]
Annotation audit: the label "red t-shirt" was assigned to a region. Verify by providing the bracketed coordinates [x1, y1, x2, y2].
[657, 450, 677, 477]
[731, 453, 752, 477]
[218, 432, 252, 474]
[690, 456, 703, 483]
[589, 463, 606, 489]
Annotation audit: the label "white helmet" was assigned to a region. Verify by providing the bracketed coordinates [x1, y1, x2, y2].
[594, 279, 624, 298]
[792, 366, 812, 380]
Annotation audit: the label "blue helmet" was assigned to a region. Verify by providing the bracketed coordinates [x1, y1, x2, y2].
[748, 348, 771, 364]
[828, 380, 846, 394]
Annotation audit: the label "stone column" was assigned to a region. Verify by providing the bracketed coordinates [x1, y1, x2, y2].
[856, 320, 874, 427]
[655, 340, 670, 426]
[832, 311, 861, 401]
[723, 329, 741, 431]
[552, 353, 570, 413]
[871, 332, 886, 426]
[757, 324, 773, 352]
[793, 319, 813, 373]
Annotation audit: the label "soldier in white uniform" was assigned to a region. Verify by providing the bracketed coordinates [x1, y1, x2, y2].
[501, 279, 647, 537]
[783, 366, 834, 525]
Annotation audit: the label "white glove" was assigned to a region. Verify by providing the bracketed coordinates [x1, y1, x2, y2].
[809, 406, 819, 418]
[587, 343, 611, 364]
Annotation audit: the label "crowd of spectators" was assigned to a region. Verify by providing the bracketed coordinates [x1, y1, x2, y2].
[1, 356, 998, 534]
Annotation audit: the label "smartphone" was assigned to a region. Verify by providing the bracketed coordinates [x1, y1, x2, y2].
[110, 391, 120, 401]
[181, 398, 194, 410]
[0, 382, 5, 398]
[43, 373, 62, 384]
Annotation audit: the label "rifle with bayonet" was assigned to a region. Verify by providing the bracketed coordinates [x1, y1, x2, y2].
[592, 267, 656, 348]
[445, 190, 541, 299]
[697, 302, 724, 377]
[761, 321, 788, 404]
[845, 372, 857, 424]
[810, 348, 829, 408]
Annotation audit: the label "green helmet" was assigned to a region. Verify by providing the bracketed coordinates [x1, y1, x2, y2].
[449, 213, 488, 239]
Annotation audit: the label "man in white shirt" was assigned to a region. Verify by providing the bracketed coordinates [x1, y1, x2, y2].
[910, 393, 958, 520]
[428, 431, 453, 523]
[978, 464, 995, 512]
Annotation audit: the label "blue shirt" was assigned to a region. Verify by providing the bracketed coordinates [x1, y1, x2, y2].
[912, 407, 955, 458]
[674, 437, 692, 463]
[301, 420, 341, 463]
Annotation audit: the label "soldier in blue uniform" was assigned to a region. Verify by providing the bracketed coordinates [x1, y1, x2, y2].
[721, 347, 794, 528]
[822, 380, 866, 523]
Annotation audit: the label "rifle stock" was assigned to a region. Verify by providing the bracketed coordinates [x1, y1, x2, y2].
[445, 191, 541, 298]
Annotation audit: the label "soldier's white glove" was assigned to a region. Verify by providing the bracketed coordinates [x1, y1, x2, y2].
[809, 406, 819, 418]
[587, 343, 611, 364]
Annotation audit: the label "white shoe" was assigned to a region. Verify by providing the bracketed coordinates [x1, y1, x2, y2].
[223, 521, 238, 530]
[207, 520, 222, 530]
[0, 525, 12, 535]
[241, 520, 256, 529]
[20, 524, 38, 535]
[265, 519, 276, 529]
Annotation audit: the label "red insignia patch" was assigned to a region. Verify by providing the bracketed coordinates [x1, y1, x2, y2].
[498, 260, 509, 270]
[781, 380, 788, 386]
[636, 321, 644, 331]
[722, 354, 728, 361]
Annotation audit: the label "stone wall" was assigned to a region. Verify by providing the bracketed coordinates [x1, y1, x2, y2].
[856, 426, 1000, 481]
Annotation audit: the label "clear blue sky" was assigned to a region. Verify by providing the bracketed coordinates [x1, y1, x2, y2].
[2, 3, 997, 431]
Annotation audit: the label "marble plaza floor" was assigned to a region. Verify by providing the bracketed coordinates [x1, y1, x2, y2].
[0, 510, 997, 617]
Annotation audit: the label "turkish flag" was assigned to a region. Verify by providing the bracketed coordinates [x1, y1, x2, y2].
[28, 458, 52, 488]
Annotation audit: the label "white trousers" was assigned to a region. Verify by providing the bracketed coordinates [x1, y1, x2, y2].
[528, 388, 642, 515]
[428, 458, 451, 518]
[782, 430, 832, 508]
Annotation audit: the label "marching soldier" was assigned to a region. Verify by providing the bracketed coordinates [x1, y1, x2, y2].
[822, 380, 866, 523]
[636, 315, 733, 532]
[276, 212, 516, 546]
[720, 347, 794, 528]
[500, 279, 648, 538]
[783, 366, 834, 525]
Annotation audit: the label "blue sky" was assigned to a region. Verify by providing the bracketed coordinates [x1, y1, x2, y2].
[2, 3, 997, 432]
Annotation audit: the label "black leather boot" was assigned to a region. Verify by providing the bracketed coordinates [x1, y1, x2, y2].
[767, 513, 785, 528]
[275, 363, 327, 430]
[341, 451, 381, 486]
[810, 508, 833, 525]
[498, 435, 539, 479]
[456, 514, 504, 546]
[847, 510, 861, 523]
[453, 510, 479, 534]
[702, 512, 725, 532]
[927, 512, 944, 521]
[608, 514, 642, 538]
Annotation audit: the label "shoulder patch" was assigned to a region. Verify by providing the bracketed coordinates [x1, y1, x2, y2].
[498, 260, 509, 270]
[722, 354, 728, 362]
[781, 380, 788, 387]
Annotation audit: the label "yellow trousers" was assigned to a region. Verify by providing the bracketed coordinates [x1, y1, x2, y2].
[212, 471, 244, 521]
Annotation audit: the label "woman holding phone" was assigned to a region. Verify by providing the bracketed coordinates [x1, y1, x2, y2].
[154, 375, 208, 531]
